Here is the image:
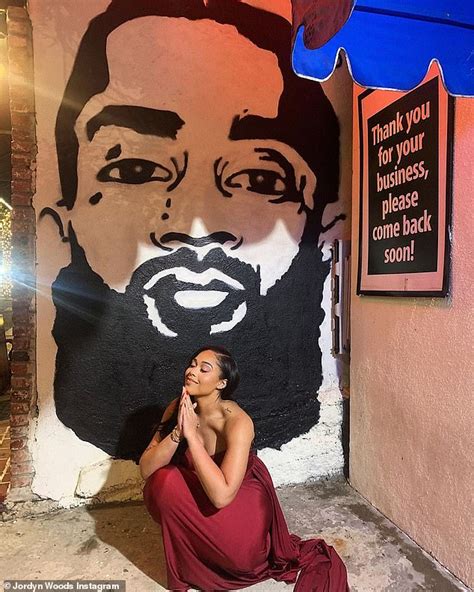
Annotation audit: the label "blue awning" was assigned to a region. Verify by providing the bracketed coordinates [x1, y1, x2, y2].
[292, 0, 474, 96]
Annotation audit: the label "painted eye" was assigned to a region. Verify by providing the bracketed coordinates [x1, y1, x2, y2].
[97, 158, 173, 184]
[225, 169, 286, 196]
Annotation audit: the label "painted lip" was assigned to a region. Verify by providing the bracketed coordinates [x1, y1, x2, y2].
[143, 267, 245, 292]
[185, 376, 198, 384]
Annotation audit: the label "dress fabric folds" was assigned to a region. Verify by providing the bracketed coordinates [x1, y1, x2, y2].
[143, 449, 349, 591]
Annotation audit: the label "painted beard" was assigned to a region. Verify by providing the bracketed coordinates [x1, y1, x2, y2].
[126, 247, 262, 339]
[51, 238, 328, 460]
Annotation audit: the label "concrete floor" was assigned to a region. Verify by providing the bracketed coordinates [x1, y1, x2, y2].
[0, 479, 469, 592]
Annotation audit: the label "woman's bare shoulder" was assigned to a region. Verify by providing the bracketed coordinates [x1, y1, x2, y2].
[221, 400, 249, 418]
[222, 401, 254, 436]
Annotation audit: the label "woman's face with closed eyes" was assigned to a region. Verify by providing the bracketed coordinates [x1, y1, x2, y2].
[69, 16, 317, 297]
[184, 350, 227, 397]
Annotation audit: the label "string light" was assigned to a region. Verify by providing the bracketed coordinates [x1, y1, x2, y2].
[0, 197, 12, 301]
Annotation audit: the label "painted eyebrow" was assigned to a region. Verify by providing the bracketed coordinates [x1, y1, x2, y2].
[86, 105, 185, 142]
[229, 113, 283, 143]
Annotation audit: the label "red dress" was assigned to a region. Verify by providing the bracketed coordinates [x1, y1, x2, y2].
[143, 449, 349, 591]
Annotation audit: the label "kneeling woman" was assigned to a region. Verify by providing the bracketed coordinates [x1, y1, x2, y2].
[140, 346, 349, 591]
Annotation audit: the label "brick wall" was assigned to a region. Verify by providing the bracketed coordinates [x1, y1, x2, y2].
[7, 6, 37, 503]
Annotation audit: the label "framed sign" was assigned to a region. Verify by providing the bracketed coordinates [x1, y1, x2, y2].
[357, 65, 453, 296]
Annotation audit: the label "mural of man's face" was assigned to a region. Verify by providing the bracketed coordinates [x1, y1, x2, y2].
[70, 17, 316, 338]
[50, 4, 339, 459]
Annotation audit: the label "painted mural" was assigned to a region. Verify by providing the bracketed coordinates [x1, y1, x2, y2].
[41, 0, 340, 461]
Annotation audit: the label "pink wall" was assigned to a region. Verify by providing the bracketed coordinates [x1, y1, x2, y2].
[350, 88, 474, 588]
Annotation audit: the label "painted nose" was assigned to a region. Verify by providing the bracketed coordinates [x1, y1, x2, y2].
[150, 216, 243, 252]
[163, 231, 237, 247]
[150, 230, 242, 251]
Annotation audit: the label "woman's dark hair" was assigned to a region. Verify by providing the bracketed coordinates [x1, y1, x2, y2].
[159, 346, 240, 458]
